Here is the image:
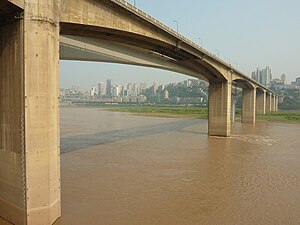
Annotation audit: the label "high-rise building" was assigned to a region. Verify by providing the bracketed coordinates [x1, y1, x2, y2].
[106, 79, 112, 97]
[296, 77, 300, 86]
[281, 74, 286, 84]
[90, 86, 97, 96]
[71, 84, 80, 93]
[98, 82, 106, 97]
[251, 67, 272, 87]
[112, 86, 120, 97]
[140, 82, 147, 93]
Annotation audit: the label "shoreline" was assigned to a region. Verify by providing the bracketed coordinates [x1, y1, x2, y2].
[60, 105, 300, 124]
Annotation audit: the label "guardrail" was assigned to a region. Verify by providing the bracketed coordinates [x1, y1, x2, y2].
[110, 0, 277, 95]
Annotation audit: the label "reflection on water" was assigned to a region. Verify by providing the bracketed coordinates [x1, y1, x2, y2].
[2, 107, 300, 225]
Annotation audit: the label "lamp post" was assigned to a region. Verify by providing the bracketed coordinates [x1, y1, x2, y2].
[226, 57, 231, 65]
[215, 49, 219, 57]
[173, 20, 179, 33]
[198, 38, 203, 47]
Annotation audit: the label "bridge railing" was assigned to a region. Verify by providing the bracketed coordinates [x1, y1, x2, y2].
[111, 1, 243, 68]
[110, 0, 277, 95]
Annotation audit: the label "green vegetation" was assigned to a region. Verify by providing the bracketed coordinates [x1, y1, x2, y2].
[105, 105, 300, 124]
[107, 105, 208, 119]
[257, 112, 300, 123]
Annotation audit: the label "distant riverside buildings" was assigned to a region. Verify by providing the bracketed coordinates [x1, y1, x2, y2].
[252, 67, 272, 87]
[60, 78, 210, 105]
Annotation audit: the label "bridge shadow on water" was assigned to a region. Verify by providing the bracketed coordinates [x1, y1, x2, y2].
[61, 119, 206, 153]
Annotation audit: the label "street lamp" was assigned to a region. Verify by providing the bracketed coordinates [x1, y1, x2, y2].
[215, 49, 219, 57]
[198, 38, 203, 47]
[173, 20, 179, 33]
[225, 57, 231, 65]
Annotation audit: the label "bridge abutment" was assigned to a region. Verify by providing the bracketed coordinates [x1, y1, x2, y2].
[0, 0, 61, 224]
[208, 81, 232, 137]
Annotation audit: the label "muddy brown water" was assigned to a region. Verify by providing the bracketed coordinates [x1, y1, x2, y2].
[2, 107, 300, 225]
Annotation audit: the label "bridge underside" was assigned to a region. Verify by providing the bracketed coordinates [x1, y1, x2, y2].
[60, 35, 207, 80]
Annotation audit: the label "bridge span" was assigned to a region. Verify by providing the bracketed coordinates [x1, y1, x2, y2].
[0, 0, 278, 224]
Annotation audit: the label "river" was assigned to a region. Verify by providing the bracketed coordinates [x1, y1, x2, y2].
[2, 107, 300, 225]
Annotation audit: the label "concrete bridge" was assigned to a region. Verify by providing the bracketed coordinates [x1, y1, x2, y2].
[0, 0, 278, 224]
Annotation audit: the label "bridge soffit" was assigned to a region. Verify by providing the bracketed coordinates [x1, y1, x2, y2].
[232, 77, 256, 90]
[59, 0, 177, 48]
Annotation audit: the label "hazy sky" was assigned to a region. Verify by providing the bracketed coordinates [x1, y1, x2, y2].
[60, 0, 300, 90]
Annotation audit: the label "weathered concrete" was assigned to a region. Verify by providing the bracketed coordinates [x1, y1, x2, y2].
[208, 81, 231, 137]
[23, 0, 61, 224]
[256, 90, 266, 115]
[242, 88, 256, 123]
[0, 19, 26, 225]
[0, 0, 61, 224]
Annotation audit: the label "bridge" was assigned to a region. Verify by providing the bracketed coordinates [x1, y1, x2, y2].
[0, 0, 278, 224]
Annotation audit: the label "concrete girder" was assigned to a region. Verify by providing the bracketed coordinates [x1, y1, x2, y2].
[59, 35, 207, 81]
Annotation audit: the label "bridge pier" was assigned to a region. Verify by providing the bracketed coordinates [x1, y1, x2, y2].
[275, 96, 279, 112]
[208, 81, 232, 137]
[241, 87, 256, 123]
[266, 93, 272, 113]
[256, 90, 266, 115]
[272, 95, 276, 112]
[231, 93, 236, 123]
[0, 1, 61, 225]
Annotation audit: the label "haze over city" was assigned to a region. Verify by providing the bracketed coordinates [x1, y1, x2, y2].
[61, 0, 300, 90]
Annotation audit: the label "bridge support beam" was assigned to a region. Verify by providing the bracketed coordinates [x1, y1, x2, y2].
[242, 88, 256, 123]
[256, 90, 266, 115]
[275, 96, 279, 112]
[272, 95, 276, 112]
[231, 93, 236, 123]
[208, 81, 232, 137]
[0, 1, 61, 225]
[266, 93, 272, 113]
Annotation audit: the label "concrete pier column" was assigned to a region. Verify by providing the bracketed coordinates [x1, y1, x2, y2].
[23, 0, 61, 224]
[275, 96, 279, 111]
[208, 81, 232, 137]
[0, 17, 26, 225]
[242, 87, 256, 123]
[231, 93, 236, 123]
[266, 93, 272, 113]
[256, 90, 266, 115]
[272, 95, 276, 111]
[0, 1, 61, 225]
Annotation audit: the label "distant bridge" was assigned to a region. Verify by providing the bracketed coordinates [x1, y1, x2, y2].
[0, 0, 278, 224]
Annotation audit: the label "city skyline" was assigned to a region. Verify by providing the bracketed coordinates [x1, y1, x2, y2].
[61, 0, 300, 89]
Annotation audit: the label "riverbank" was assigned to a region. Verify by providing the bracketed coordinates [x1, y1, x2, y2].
[104, 105, 300, 124]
